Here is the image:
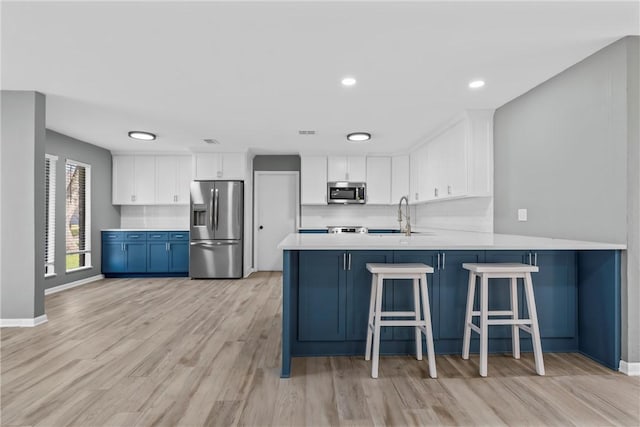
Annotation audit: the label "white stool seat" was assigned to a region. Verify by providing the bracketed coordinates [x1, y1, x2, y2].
[462, 263, 539, 273]
[367, 263, 435, 274]
[462, 263, 545, 377]
[365, 263, 437, 379]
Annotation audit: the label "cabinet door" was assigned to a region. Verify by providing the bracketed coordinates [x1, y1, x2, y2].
[392, 251, 440, 340]
[424, 142, 438, 201]
[221, 153, 246, 180]
[194, 153, 221, 180]
[391, 155, 410, 204]
[409, 151, 421, 202]
[175, 156, 192, 204]
[417, 145, 431, 202]
[438, 251, 485, 339]
[133, 156, 156, 204]
[347, 156, 367, 182]
[346, 251, 394, 341]
[102, 242, 126, 273]
[300, 156, 327, 205]
[298, 251, 346, 341]
[155, 157, 177, 204]
[125, 242, 147, 272]
[525, 251, 577, 338]
[169, 242, 189, 273]
[365, 157, 391, 205]
[112, 156, 135, 204]
[147, 241, 169, 272]
[442, 121, 468, 198]
[327, 156, 348, 181]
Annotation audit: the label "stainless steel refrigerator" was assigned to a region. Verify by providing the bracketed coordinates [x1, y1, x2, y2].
[190, 181, 243, 279]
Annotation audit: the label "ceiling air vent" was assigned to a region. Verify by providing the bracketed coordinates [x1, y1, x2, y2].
[203, 139, 220, 144]
[298, 130, 316, 135]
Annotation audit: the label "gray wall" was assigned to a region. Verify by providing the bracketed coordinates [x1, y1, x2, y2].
[494, 38, 628, 243]
[43, 130, 120, 290]
[0, 91, 45, 319]
[253, 155, 300, 171]
[494, 36, 639, 364]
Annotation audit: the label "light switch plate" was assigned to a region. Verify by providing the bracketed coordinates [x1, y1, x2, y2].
[518, 209, 528, 222]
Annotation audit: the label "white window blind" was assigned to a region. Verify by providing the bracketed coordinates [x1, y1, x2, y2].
[65, 159, 91, 271]
[45, 154, 57, 276]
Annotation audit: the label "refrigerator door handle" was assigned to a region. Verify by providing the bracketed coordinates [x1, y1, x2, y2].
[210, 188, 215, 231]
[214, 188, 220, 230]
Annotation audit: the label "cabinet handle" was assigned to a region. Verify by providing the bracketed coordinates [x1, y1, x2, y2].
[448, 185, 452, 195]
[434, 188, 438, 197]
[348, 253, 352, 270]
[121, 243, 124, 252]
[124, 243, 127, 252]
[217, 170, 223, 178]
[415, 192, 419, 201]
[442, 252, 446, 270]
[534, 252, 538, 266]
[343, 253, 347, 270]
[437, 253, 441, 270]
[528, 252, 532, 265]
[346, 172, 349, 181]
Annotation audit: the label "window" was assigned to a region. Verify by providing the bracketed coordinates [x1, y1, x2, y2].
[65, 160, 91, 271]
[45, 154, 57, 276]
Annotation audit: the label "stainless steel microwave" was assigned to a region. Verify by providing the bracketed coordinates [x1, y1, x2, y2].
[327, 182, 366, 204]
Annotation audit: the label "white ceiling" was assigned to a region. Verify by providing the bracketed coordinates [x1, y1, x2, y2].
[2, 1, 638, 154]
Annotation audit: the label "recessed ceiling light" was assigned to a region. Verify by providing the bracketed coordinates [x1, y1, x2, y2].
[128, 131, 156, 141]
[468, 80, 485, 89]
[341, 77, 357, 86]
[347, 132, 371, 142]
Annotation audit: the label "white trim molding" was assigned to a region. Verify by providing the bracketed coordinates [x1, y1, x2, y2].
[1, 314, 48, 328]
[44, 274, 104, 295]
[619, 360, 640, 376]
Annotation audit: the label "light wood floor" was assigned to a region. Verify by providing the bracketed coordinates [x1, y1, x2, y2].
[1, 272, 638, 427]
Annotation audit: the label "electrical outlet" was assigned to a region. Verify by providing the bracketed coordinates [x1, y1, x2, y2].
[518, 209, 528, 222]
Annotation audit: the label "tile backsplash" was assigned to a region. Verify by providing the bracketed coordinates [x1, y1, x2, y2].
[120, 205, 190, 229]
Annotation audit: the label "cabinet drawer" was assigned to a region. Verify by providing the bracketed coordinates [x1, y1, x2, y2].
[102, 231, 123, 241]
[147, 232, 169, 240]
[169, 232, 189, 241]
[124, 232, 147, 241]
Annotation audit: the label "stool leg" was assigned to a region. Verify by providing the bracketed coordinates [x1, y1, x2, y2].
[462, 272, 476, 359]
[413, 277, 423, 361]
[479, 273, 489, 377]
[510, 277, 521, 360]
[371, 274, 384, 378]
[524, 273, 545, 376]
[365, 273, 377, 361]
[419, 273, 437, 379]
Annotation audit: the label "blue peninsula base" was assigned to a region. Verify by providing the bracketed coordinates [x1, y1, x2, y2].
[281, 249, 621, 378]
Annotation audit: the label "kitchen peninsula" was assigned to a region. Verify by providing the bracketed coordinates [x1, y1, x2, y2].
[278, 230, 625, 377]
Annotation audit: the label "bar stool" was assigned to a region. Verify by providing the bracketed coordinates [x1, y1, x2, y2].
[461, 263, 545, 377]
[365, 263, 437, 379]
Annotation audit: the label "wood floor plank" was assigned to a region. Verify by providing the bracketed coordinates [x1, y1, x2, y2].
[1, 272, 638, 427]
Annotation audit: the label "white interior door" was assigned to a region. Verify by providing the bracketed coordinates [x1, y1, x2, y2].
[256, 172, 299, 271]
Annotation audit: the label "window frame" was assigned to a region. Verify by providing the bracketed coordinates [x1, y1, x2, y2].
[65, 159, 92, 272]
[45, 154, 58, 277]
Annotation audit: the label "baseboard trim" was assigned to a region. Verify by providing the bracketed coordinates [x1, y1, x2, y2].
[45, 274, 104, 295]
[0, 314, 48, 328]
[619, 360, 640, 376]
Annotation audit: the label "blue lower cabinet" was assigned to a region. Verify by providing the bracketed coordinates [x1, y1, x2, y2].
[169, 242, 189, 273]
[345, 251, 394, 341]
[147, 242, 170, 273]
[102, 242, 126, 273]
[298, 251, 346, 341]
[102, 231, 189, 277]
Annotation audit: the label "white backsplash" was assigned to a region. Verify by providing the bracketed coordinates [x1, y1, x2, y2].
[414, 197, 493, 232]
[300, 205, 409, 229]
[120, 205, 190, 229]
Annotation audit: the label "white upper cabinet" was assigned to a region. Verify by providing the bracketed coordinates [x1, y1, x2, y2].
[193, 152, 246, 180]
[391, 155, 409, 203]
[366, 157, 391, 205]
[155, 156, 192, 204]
[112, 155, 155, 205]
[408, 109, 493, 203]
[327, 156, 366, 182]
[301, 155, 327, 205]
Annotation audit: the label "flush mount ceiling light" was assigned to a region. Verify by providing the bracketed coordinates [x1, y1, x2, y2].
[341, 77, 357, 86]
[347, 132, 371, 142]
[128, 131, 156, 141]
[468, 80, 485, 89]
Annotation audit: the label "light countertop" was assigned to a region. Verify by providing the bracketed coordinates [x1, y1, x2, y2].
[278, 229, 626, 251]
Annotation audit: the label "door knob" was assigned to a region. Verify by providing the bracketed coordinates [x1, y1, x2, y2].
[259, 225, 264, 230]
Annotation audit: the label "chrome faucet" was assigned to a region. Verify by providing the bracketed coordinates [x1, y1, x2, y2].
[398, 196, 411, 236]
